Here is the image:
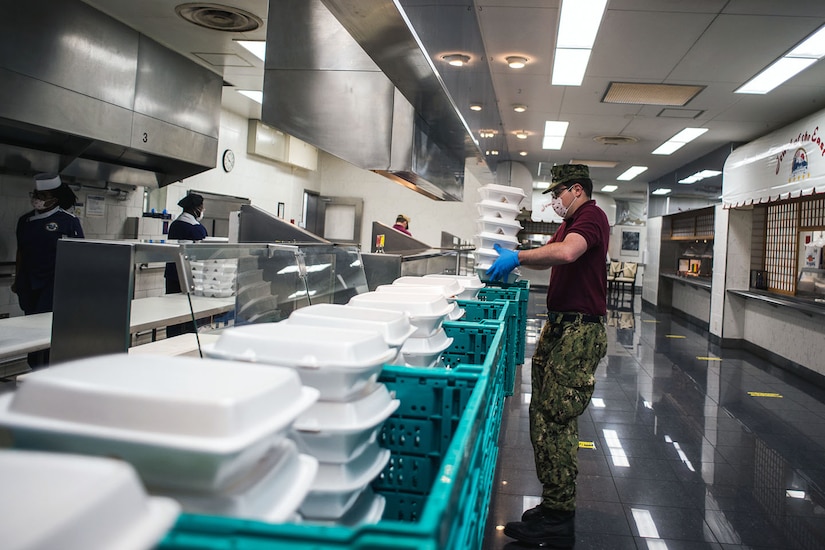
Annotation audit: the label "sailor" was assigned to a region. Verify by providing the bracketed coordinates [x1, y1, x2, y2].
[13, 173, 84, 367]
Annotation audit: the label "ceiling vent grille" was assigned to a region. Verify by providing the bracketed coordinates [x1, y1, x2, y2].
[602, 82, 704, 106]
[175, 3, 263, 32]
[593, 135, 638, 146]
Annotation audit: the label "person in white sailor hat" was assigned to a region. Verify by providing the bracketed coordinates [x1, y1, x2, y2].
[13, 173, 84, 367]
[163, 192, 208, 337]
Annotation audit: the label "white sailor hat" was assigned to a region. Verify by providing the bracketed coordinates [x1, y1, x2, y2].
[34, 173, 62, 191]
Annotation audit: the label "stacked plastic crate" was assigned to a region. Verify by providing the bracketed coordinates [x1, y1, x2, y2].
[474, 183, 526, 283]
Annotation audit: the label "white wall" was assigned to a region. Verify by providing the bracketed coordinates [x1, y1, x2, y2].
[642, 216, 663, 306]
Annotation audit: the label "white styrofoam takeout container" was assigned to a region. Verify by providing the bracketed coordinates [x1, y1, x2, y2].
[476, 215, 523, 237]
[476, 199, 521, 220]
[389, 276, 464, 299]
[399, 327, 454, 367]
[203, 323, 397, 401]
[305, 486, 386, 527]
[423, 274, 485, 300]
[292, 382, 399, 463]
[299, 440, 391, 520]
[287, 303, 416, 349]
[0, 354, 318, 492]
[1, 449, 179, 550]
[476, 265, 521, 284]
[157, 439, 318, 522]
[348, 292, 456, 337]
[474, 232, 519, 252]
[478, 183, 527, 207]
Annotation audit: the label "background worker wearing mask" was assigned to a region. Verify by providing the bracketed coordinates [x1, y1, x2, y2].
[13, 173, 84, 367]
[164, 192, 208, 337]
[486, 164, 609, 548]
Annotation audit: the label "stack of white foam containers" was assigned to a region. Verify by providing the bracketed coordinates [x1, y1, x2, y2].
[0, 355, 320, 524]
[190, 259, 237, 298]
[350, 279, 459, 368]
[474, 183, 526, 283]
[204, 316, 404, 525]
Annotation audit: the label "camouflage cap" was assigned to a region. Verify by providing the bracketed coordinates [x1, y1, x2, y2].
[542, 164, 590, 194]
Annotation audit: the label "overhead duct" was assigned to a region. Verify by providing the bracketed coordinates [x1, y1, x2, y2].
[0, 0, 221, 187]
[262, 0, 489, 201]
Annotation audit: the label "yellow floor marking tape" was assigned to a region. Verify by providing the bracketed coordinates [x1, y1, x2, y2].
[665, 335, 687, 339]
[643, 320, 659, 323]
[578, 441, 596, 449]
[747, 392, 783, 398]
[537, 313, 547, 317]
[696, 357, 722, 361]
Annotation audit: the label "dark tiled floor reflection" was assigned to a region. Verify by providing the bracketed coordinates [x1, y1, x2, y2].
[483, 289, 825, 549]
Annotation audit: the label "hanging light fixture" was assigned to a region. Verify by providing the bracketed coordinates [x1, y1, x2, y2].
[442, 54, 470, 66]
[515, 130, 529, 139]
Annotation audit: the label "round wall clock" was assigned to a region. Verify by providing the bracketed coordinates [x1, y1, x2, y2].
[222, 149, 235, 172]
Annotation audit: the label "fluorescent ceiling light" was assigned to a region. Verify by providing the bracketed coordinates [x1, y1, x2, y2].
[600, 185, 618, 192]
[552, 49, 592, 86]
[542, 120, 569, 150]
[552, 0, 606, 86]
[617, 166, 648, 180]
[737, 24, 825, 94]
[236, 40, 266, 62]
[736, 57, 816, 94]
[652, 127, 708, 155]
[786, 490, 806, 499]
[533, 181, 550, 190]
[678, 169, 722, 184]
[570, 159, 619, 168]
[652, 188, 671, 195]
[238, 90, 263, 104]
[557, 0, 608, 49]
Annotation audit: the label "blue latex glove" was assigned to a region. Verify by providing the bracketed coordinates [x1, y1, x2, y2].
[486, 243, 520, 282]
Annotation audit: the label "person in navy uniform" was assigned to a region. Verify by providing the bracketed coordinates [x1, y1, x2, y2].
[164, 192, 207, 337]
[13, 173, 84, 367]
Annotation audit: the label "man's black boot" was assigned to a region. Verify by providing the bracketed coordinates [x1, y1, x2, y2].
[504, 509, 575, 547]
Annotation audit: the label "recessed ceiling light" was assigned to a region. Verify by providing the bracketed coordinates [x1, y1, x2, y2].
[569, 159, 619, 168]
[552, 0, 607, 86]
[542, 121, 569, 150]
[515, 130, 529, 139]
[652, 188, 672, 195]
[470, 103, 483, 111]
[678, 169, 722, 184]
[737, 24, 825, 94]
[235, 40, 266, 62]
[238, 89, 263, 103]
[600, 185, 618, 192]
[519, 151, 528, 156]
[652, 127, 708, 155]
[506, 56, 528, 69]
[479, 129, 497, 138]
[442, 54, 470, 67]
[617, 166, 648, 180]
[489, 150, 499, 155]
[513, 104, 527, 113]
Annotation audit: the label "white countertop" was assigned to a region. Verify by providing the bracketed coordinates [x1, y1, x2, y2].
[0, 295, 235, 361]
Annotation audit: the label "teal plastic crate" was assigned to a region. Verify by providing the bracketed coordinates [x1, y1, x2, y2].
[455, 299, 516, 396]
[159, 324, 506, 550]
[478, 280, 529, 365]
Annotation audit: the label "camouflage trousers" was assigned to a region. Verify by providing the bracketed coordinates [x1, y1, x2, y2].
[529, 314, 607, 512]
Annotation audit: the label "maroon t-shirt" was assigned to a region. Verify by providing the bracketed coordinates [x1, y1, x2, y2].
[545, 200, 609, 316]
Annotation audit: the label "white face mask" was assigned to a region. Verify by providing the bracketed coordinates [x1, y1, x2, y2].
[197, 209, 205, 221]
[551, 192, 577, 219]
[31, 198, 47, 211]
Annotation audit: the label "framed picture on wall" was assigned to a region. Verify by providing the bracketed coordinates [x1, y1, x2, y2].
[621, 230, 640, 255]
[277, 202, 285, 219]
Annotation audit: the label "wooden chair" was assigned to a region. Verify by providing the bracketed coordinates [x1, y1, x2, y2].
[607, 261, 623, 295]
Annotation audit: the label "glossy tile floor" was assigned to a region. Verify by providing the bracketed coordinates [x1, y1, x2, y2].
[483, 288, 825, 549]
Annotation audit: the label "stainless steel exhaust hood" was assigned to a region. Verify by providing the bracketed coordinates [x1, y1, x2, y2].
[262, 0, 498, 201]
[0, 0, 221, 187]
